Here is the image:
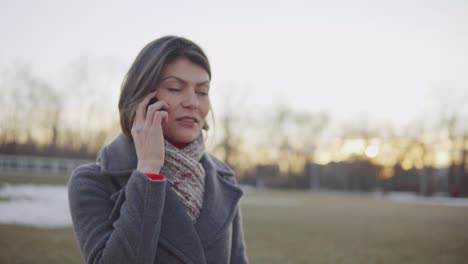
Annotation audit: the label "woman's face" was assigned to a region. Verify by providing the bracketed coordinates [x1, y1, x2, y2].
[156, 57, 210, 144]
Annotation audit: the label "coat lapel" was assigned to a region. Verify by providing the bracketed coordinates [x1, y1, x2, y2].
[98, 134, 243, 263]
[157, 154, 243, 262]
[195, 154, 243, 247]
[159, 184, 206, 263]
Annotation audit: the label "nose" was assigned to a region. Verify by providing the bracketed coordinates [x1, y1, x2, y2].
[181, 90, 199, 109]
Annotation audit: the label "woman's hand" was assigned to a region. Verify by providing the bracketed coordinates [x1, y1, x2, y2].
[131, 91, 170, 174]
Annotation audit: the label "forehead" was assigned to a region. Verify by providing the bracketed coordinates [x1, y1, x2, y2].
[161, 57, 210, 84]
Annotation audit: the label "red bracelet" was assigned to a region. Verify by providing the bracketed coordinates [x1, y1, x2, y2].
[145, 173, 165, 181]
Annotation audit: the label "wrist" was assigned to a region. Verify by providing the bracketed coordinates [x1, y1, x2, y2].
[137, 160, 163, 174]
[137, 166, 161, 175]
[137, 162, 162, 175]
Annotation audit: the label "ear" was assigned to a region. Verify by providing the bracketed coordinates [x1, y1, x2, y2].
[202, 120, 209, 130]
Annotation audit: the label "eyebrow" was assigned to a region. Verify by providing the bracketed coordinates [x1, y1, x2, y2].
[160, 76, 210, 87]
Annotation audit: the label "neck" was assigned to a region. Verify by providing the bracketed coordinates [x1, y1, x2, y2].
[170, 141, 190, 149]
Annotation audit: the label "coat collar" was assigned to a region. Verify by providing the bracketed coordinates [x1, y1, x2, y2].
[97, 133, 236, 177]
[97, 133, 137, 175]
[97, 133, 243, 263]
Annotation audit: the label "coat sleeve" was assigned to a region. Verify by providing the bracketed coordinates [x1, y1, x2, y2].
[68, 164, 166, 264]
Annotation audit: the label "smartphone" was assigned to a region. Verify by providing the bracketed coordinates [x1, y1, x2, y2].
[146, 97, 158, 113]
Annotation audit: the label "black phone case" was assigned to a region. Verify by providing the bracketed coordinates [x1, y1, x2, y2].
[146, 97, 158, 112]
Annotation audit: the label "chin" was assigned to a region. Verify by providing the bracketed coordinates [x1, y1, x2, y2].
[168, 132, 200, 144]
[163, 124, 201, 144]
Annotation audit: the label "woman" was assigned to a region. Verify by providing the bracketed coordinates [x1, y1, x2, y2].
[68, 36, 249, 264]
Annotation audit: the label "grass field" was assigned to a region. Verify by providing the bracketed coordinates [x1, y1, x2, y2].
[1, 172, 468, 264]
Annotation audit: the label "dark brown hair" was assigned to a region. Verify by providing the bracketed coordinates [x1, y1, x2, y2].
[118, 36, 211, 137]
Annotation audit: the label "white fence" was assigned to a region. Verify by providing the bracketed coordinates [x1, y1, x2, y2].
[0, 154, 93, 174]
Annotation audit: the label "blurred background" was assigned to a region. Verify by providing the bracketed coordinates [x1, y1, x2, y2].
[1, 0, 467, 263]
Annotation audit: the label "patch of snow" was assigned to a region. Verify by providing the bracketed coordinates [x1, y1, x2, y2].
[0, 184, 71, 227]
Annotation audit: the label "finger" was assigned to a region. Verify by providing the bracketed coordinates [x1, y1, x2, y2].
[153, 111, 169, 126]
[145, 101, 170, 127]
[131, 118, 143, 134]
[131, 122, 142, 138]
[135, 91, 158, 125]
[147, 100, 170, 113]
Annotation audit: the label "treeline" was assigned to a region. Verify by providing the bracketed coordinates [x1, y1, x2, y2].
[1, 63, 467, 195]
[0, 61, 121, 159]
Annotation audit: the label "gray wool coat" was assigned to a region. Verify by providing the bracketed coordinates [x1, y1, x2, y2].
[68, 134, 248, 264]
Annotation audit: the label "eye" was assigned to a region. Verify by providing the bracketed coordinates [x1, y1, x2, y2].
[196, 86, 209, 96]
[167, 87, 181, 92]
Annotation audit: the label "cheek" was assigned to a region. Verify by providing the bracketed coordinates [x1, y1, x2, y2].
[201, 99, 210, 118]
[156, 90, 177, 107]
[161, 118, 174, 136]
[164, 109, 176, 125]
[158, 97, 178, 119]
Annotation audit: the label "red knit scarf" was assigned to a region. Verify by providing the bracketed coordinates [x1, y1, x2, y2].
[161, 134, 205, 222]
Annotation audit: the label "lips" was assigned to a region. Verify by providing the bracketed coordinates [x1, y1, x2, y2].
[176, 116, 199, 123]
[175, 116, 200, 128]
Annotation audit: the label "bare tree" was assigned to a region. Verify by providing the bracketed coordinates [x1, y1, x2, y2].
[292, 111, 329, 163]
[339, 112, 382, 160]
[433, 86, 468, 195]
[0, 56, 121, 158]
[212, 83, 251, 174]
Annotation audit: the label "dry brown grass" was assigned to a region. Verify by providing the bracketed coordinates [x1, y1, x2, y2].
[242, 191, 468, 264]
[0, 172, 467, 263]
[0, 225, 82, 264]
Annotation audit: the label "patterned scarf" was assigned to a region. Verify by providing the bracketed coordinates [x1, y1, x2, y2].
[160, 134, 206, 223]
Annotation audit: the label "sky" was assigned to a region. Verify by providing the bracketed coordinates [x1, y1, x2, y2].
[1, 0, 468, 130]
